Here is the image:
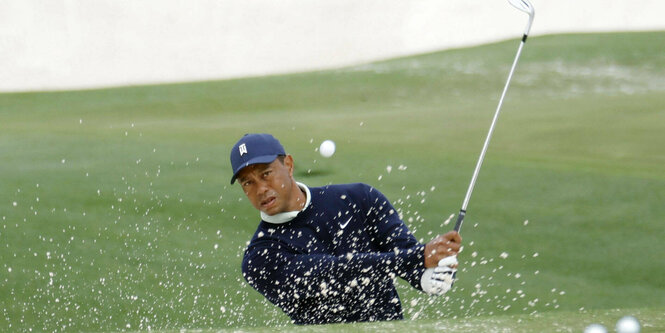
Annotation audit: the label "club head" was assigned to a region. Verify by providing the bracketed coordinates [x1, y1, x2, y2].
[508, 0, 535, 37]
[508, 0, 534, 16]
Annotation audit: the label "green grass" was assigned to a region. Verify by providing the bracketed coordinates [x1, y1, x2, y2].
[210, 307, 665, 333]
[1, 31, 664, 332]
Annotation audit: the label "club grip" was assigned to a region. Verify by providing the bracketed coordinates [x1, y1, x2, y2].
[453, 209, 466, 232]
[449, 210, 465, 286]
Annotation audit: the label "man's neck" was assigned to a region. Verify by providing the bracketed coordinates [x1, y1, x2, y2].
[261, 182, 310, 224]
[291, 183, 307, 211]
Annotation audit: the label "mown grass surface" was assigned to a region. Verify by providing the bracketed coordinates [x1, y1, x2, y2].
[1, 31, 664, 331]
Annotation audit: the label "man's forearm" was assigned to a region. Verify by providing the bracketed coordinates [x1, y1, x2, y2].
[243, 244, 426, 300]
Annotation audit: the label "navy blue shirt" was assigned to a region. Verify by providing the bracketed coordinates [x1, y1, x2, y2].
[241, 183, 426, 324]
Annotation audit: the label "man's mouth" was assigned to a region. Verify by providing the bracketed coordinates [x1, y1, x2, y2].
[260, 196, 276, 209]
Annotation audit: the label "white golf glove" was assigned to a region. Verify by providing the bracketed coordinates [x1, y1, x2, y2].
[421, 256, 458, 296]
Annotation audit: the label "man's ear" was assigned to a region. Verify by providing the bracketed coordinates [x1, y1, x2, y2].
[284, 155, 295, 176]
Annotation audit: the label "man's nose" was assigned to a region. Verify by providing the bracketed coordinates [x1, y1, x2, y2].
[255, 179, 270, 195]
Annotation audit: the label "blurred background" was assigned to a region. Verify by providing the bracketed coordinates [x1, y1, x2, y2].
[2, 0, 665, 92]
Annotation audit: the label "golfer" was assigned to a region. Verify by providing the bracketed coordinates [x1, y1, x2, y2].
[231, 133, 462, 324]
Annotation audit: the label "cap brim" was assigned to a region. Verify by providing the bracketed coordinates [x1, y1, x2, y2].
[230, 155, 279, 184]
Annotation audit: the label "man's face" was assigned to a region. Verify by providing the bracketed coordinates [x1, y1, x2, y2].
[236, 156, 298, 216]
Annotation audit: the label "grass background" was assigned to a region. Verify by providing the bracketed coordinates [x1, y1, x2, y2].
[1, 31, 664, 332]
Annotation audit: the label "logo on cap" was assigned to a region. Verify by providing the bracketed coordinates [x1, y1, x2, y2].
[239, 143, 248, 156]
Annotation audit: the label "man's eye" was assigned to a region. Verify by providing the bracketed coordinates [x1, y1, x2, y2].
[263, 170, 272, 178]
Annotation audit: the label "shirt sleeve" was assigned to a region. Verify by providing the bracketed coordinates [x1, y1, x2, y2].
[242, 237, 424, 315]
[362, 184, 426, 290]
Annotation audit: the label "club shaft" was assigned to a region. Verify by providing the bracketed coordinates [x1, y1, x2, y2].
[454, 40, 526, 233]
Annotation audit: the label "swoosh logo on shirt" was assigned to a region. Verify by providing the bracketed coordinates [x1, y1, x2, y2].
[340, 217, 352, 229]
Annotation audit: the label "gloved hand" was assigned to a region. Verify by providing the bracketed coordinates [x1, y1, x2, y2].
[421, 256, 458, 295]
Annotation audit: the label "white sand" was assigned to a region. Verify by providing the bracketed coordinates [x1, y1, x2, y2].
[1, 0, 664, 92]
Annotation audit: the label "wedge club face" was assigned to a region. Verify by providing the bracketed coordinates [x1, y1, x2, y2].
[508, 0, 535, 37]
[508, 0, 534, 15]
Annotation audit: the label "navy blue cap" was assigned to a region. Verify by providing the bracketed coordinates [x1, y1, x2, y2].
[230, 133, 286, 184]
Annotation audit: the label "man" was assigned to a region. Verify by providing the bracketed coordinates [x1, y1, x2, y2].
[231, 133, 462, 324]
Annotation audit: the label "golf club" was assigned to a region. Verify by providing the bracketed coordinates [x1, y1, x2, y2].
[452, 0, 535, 234]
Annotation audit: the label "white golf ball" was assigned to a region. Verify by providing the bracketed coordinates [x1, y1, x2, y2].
[584, 324, 607, 333]
[319, 140, 335, 158]
[616, 316, 640, 333]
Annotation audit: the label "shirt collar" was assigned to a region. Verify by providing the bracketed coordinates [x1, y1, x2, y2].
[260, 182, 311, 224]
